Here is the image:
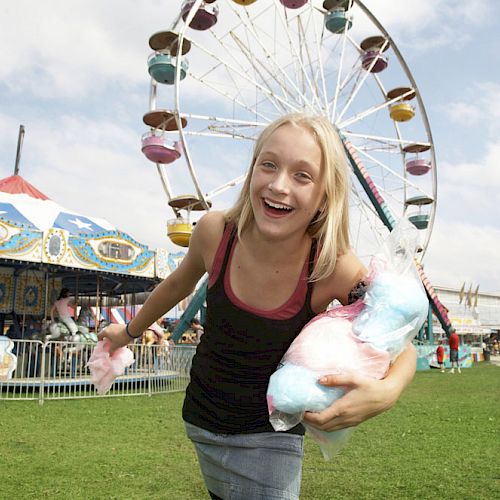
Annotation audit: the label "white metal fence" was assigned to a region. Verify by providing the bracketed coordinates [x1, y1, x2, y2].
[0, 339, 195, 403]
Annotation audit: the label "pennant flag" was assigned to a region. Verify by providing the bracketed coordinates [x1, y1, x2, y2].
[473, 285, 479, 309]
[466, 284, 473, 308]
[458, 282, 465, 304]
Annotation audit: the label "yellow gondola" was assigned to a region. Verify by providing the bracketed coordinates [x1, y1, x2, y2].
[389, 103, 415, 122]
[167, 218, 193, 247]
[232, 0, 258, 5]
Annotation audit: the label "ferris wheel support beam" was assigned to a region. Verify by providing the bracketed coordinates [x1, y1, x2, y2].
[343, 140, 395, 231]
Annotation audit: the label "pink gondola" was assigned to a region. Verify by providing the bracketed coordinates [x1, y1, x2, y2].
[406, 158, 431, 176]
[141, 133, 182, 164]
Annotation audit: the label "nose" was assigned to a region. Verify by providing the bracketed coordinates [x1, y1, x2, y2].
[268, 171, 290, 194]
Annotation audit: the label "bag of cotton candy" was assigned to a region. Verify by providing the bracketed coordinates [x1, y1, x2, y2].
[266, 218, 428, 459]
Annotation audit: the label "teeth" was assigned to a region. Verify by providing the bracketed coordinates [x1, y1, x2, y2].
[265, 199, 292, 210]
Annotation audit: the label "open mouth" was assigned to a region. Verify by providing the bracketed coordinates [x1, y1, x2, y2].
[263, 199, 294, 216]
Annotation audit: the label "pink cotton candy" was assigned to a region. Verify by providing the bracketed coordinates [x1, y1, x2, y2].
[285, 307, 390, 380]
[86, 340, 135, 395]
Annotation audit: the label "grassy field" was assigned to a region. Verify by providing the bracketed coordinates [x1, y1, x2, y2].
[0, 363, 498, 499]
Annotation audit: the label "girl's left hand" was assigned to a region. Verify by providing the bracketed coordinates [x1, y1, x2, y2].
[302, 373, 400, 432]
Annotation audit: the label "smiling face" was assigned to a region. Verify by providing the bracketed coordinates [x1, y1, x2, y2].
[249, 123, 325, 241]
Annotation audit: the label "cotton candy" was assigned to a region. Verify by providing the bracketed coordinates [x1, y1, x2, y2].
[266, 217, 428, 459]
[86, 340, 135, 395]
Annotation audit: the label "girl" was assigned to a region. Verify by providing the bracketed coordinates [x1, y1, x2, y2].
[50, 288, 78, 337]
[99, 113, 417, 500]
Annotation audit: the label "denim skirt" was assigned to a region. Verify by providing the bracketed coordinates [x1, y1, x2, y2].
[184, 422, 304, 500]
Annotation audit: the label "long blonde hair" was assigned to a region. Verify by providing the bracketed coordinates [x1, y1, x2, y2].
[225, 113, 351, 281]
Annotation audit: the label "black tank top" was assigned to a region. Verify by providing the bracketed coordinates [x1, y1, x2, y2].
[182, 225, 317, 434]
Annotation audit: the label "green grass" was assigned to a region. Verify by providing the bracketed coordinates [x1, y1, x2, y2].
[1, 364, 499, 499]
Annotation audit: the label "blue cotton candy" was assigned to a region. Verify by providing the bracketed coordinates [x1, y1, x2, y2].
[353, 271, 428, 356]
[268, 363, 345, 414]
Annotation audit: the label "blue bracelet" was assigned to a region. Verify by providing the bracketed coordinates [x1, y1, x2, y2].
[125, 323, 141, 339]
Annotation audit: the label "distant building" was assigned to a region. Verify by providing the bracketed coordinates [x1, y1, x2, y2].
[433, 285, 500, 342]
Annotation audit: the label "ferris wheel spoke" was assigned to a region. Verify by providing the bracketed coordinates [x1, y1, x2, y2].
[338, 87, 416, 130]
[272, 6, 324, 110]
[229, 31, 297, 106]
[344, 132, 431, 150]
[295, 11, 330, 115]
[206, 173, 247, 200]
[336, 37, 390, 124]
[310, 12, 331, 117]
[198, 38, 286, 114]
[187, 72, 275, 124]
[330, 20, 351, 120]
[230, 6, 321, 111]
[191, 40, 299, 114]
[179, 113, 267, 140]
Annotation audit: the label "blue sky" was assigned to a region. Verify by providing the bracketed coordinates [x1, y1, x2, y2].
[0, 0, 498, 293]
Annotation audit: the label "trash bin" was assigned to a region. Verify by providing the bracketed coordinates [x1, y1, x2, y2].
[483, 350, 491, 362]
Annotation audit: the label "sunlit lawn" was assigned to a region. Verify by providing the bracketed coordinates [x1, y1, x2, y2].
[1, 363, 498, 499]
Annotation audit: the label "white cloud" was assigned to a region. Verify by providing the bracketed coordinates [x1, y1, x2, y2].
[0, 0, 159, 98]
[366, 0, 495, 50]
[424, 219, 500, 294]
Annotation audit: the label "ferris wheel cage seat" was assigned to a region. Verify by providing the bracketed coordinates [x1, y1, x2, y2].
[389, 103, 415, 122]
[361, 51, 388, 73]
[325, 9, 353, 34]
[141, 134, 182, 164]
[181, 1, 219, 31]
[167, 219, 193, 247]
[406, 159, 431, 176]
[280, 0, 309, 9]
[408, 214, 430, 230]
[148, 53, 188, 85]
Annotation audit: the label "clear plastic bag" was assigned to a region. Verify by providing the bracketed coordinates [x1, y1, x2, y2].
[266, 218, 428, 459]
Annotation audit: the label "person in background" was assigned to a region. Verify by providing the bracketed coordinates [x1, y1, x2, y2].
[50, 288, 78, 337]
[436, 338, 445, 373]
[448, 328, 461, 374]
[190, 317, 204, 344]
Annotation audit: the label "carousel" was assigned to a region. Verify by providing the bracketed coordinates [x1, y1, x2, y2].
[0, 129, 190, 399]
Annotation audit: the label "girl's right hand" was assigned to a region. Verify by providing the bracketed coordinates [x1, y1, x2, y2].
[97, 324, 131, 354]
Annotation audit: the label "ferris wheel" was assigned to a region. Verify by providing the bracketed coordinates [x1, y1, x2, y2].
[141, 0, 437, 263]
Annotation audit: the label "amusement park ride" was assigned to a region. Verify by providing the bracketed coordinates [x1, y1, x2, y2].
[140, 0, 451, 337]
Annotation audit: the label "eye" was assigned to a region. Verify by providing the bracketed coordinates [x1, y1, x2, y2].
[261, 161, 276, 169]
[295, 171, 313, 182]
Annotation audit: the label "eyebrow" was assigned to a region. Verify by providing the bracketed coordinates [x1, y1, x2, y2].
[258, 151, 318, 169]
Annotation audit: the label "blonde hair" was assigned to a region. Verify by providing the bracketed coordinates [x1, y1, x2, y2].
[225, 113, 351, 281]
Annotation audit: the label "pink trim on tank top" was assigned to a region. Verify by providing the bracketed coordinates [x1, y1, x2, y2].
[208, 225, 309, 320]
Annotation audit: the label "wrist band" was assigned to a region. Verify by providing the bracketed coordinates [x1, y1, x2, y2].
[125, 323, 141, 339]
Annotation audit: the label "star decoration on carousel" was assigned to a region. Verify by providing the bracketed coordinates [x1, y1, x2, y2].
[67, 217, 93, 232]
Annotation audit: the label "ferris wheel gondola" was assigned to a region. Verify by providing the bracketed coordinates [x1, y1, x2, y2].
[141, 0, 437, 261]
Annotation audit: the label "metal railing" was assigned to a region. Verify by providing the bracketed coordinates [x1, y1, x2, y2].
[0, 339, 195, 403]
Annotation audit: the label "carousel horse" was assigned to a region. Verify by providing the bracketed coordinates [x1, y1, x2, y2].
[43, 306, 100, 346]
